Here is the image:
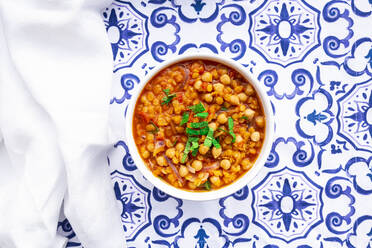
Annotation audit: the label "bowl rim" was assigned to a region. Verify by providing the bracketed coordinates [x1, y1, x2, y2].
[125, 53, 274, 201]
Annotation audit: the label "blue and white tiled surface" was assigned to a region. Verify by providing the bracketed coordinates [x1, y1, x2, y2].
[58, 0, 372, 247]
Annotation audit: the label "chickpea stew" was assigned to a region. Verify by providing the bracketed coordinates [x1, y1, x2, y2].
[133, 60, 265, 191]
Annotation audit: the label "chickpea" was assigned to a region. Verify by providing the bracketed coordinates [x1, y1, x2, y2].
[140, 95, 148, 103]
[147, 143, 155, 152]
[251, 131, 260, 142]
[144, 135, 152, 144]
[228, 95, 240, 105]
[153, 98, 160, 106]
[172, 115, 182, 124]
[175, 126, 185, 133]
[212, 147, 222, 158]
[194, 80, 202, 91]
[224, 136, 232, 144]
[241, 158, 253, 170]
[199, 144, 209, 155]
[255, 116, 265, 128]
[176, 143, 185, 152]
[188, 181, 197, 190]
[207, 84, 213, 92]
[245, 84, 254, 96]
[210, 176, 221, 187]
[201, 71, 213, 82]
[217, 113, 227, 124]
[158, 117, 168, 126]
[221, 159, 231, 170]
[192, 160, 203, 171]
[156, 156, 167, 166]
[166, 148, 176, 158]
[220, 74, 231, 85]
[216, 96, 224, 105]
[237, 92, 248, 102]
[235, 134, 243, 143]
[230, 165, 240, 173]
[213, 83, 224, 93]
[192, 72, 199, 79]
[244, 108, 255, 120]
[204, 93, 213, 103]
[172, 156, 179, 164]
[142, 150, 150, 159]
[179, 165, 188, 177]
[208, 122, 217, 131]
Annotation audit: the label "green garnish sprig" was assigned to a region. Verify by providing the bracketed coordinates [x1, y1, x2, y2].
[161, 89, 176, 105]
[228, 117, 236, 143]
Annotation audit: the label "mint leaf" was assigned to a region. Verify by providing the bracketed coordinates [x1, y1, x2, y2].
[188, 103, 205, 113]
[195, 112, 209, 118]
[180, 112, 190, 126]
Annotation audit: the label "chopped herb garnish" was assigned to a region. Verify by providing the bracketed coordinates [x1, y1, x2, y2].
[200, 127, 209, 135]
[217, 127, 229, 133]
[186, 127, 209, 136]
[228, 117, 236, 143]
[181, 140, 191, 163]
[188, 103, 205, 113]
[192, 149, 198, 156]
[220, 106, 228, 111]
[203, 127, 214, 148]
[212, 138, 221, 149]
[172, 138, 178, 147]
[240, 116, 249, 120]
[180, 112, 190, 126]
[190, 121, 208, 129]
[203, 180, 211, 190]
[186, 128, 200, 136]
[195, 112, 209, 118]
[149, 121, 159, 134]
[161, 88, 176, 105]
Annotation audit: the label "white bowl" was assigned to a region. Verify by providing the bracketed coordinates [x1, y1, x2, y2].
[125, 53, 274, 201]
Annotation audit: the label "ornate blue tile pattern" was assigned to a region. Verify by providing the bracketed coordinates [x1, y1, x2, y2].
[252, 167, 323, 242]
[57, 0, 372, 247]
[102, 1, 149, 72]
[249, 0, 320, 67]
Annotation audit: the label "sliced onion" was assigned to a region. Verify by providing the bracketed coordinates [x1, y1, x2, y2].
[153, 140, 165, 156]
[202, 162, 219, 172]
[164, 155, 184, 184]
[186, 163, 196, 174]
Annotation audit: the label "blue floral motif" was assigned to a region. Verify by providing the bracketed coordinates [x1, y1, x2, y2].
[345, 156, 372, 195]
[150, 7, 181, 62]
[111, 170, 152, 241]
[216, 4, 247, 60]
[249, 0, 320, 67]
[346, 215, 372, 248]
[257, 68, 313, 100]
[337, 79, 372, 153]
[343, 38, 372, 77]
[322, 1, 354, 58]
[174, 218, 229, 248]
[114, 141, 137, 171]
[296, 89, 334, 146]
[57, 218, 82, 247]
[172, 0, 224, 23]
[102, 1, 149, 72]
[264, 137, 315, 168]
[219, 186, 249, 236]
[110, 73, 140, 105]
[351, 0, 372, 17]
[252, 167, 323, 242]
[152, 188, 183, 237]
[324, 176, 355, 235]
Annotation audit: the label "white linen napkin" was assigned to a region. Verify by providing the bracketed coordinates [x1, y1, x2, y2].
[0, 0, 126, 247]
